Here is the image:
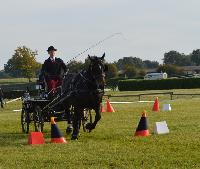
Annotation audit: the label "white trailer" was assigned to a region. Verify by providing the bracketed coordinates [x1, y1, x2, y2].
[144, 72, 168, 80]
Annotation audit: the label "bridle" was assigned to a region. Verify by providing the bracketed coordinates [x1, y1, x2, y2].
[89, 61, 106, 83]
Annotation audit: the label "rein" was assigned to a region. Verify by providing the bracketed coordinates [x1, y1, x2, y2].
[77, 71, 98, 89]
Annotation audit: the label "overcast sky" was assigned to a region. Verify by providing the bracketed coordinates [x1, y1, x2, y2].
[1, 0, 200, 69]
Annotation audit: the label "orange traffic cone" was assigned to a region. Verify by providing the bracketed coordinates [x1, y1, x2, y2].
[51, 117, 67, 144]
[152, 97, 159, 112]
[106, 100, 115, 112]
[134, 111, 150, 137]
[100, 103, 105, 113]
[28, 132, 45, 145]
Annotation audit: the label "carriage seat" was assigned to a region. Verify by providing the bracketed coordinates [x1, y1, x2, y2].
[37, 77, 62, 100]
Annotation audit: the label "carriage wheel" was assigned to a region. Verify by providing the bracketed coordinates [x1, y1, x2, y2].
[21, 107, 30, 134]
[82, 109, 92, 132]
[33, 106, 44, 132]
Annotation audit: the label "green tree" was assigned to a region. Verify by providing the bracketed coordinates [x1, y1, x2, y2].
[143, 60, 159, 68]
[116, 57, 144, 69]
[66, 60, 84, 73]
[181, 55, 193, 66]
[163, 51, 192, 66]
[138, 69, 146, 77]
[163, 51, 182, 65]
[124, 65, 137, 78]
[4, 46, 41, 81]
[82, 58, 91, 69]
[191, 49, 200, 65]
[106, 63, 118, 79]
[0, 70, 11, 78]
[157, 64, 184, 76]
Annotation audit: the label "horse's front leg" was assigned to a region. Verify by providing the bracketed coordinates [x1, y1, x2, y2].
[71, 107, 82, 140]
[86, 104, 101, 131]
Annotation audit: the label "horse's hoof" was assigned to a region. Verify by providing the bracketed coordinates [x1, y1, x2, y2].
[86, 129, 92, 133]
[85, 123, 94, 131]
[71, 135, 78, 140]
[66, 126, 73, 135]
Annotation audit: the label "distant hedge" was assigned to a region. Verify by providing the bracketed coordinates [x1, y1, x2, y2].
[1, 82, 37, 99]
[1, 82, 36, 92]
[4, 90, 38, 99]
[106, 77, 127, 90]
[118, 78, 200, 91]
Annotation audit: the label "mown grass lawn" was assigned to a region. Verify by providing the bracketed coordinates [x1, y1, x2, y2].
[0, 91, 200, 169]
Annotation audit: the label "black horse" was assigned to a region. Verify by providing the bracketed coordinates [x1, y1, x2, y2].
[61, 53, 107, 140]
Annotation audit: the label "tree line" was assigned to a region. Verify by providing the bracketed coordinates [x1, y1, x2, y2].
[1, 46, 200, 81]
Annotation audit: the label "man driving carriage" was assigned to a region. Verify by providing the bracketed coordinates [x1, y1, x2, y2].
[38, 46, 73, 133]
[39, 46, 67, 95]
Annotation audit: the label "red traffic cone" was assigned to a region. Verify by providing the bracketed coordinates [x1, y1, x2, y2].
[28, 132, 45, 145]
[106, 100, 115, 112]
[51, 117, 67, 144]
[100, 103, 105, 113]
[152, 97, 159, 112]
[134, 111, 150, 137]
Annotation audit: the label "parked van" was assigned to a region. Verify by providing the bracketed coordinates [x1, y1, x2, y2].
[144, 72, 168, 80]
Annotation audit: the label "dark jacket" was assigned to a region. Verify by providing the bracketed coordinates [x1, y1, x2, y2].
[40, 57, 67, 80]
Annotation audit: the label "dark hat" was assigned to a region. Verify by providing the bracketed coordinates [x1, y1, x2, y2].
[47, 46, 57, 52]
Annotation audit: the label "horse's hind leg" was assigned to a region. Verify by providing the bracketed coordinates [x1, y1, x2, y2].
[65, 106, 73, 134]
[71, 107, 82, 140]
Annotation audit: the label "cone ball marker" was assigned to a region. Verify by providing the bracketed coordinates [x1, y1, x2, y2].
[51, 117, 67, 144]
[152, 97, 159, 112]
[106, 99, 115, 112]
[134, 111, 150, 137]
[28, 132, 45, 145]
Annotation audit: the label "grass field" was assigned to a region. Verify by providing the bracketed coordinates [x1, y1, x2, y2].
[0, 78, 36, 85]
[0, 90, 200, 169]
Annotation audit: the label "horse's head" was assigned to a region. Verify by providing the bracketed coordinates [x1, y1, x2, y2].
[88, 53, 108, 87]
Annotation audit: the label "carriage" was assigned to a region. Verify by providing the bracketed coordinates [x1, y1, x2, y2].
[21, 79, 92, 134]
